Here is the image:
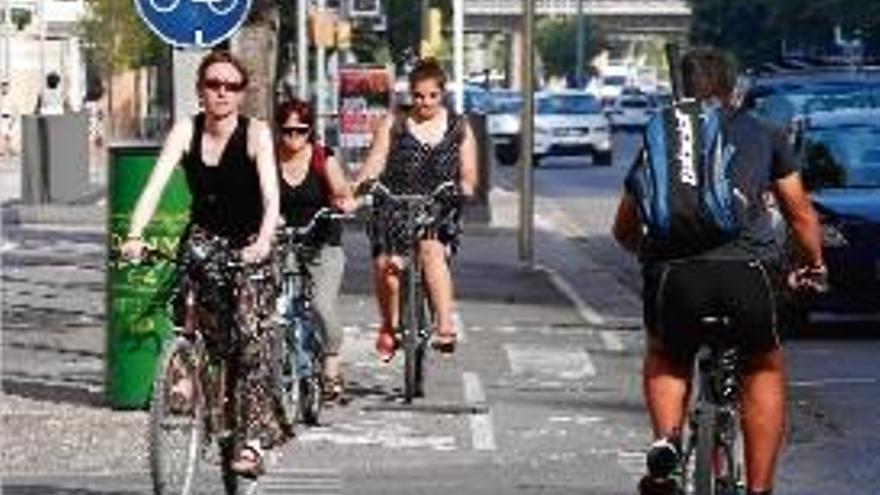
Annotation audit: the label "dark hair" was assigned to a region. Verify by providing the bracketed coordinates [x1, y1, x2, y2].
[275, 97, 315, 143]
[196, 51, 249, 90]
[408, 58, 447, 90]
[681, 47, 738, 102]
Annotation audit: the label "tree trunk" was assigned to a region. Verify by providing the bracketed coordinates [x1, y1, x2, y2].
[231, 1, 280, 121]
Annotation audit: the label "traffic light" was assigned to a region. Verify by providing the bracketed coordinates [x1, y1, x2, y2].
[420, 7, 442, 57]
[309, 8, 337, 48]
[336, 20, 352, 50]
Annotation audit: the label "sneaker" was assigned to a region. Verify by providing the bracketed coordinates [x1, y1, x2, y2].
[638, 437, 683, 495]
[646, 437, 680, 478]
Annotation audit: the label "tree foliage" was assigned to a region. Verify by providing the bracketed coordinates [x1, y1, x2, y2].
[535, 16, 605, 78]
[79, 0, 165, 72]
[688, 0, 880, 67]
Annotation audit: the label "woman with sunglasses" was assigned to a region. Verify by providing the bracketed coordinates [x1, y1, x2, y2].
[121, 51, 285, 478]
[353, 58, 478, 361]
[274, 98, 357, 402]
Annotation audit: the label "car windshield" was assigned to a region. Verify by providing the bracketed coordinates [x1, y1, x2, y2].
[538, 94, 601, 114]
[603, 76, 627, 87]
[491, 97, 522, 114]
[621, 99, 649, 109]
[802, 123, 880, 189]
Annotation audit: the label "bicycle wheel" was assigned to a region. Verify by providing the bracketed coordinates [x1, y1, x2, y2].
[401, 267, 420, 403]
[298, 336, 324, 425]
[413, 281, 430, 398]
[694, 406, 718, 495]
[150, 336, 205, 495]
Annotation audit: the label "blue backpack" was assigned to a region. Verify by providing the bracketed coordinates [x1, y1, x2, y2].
[625, 100, 740, 260]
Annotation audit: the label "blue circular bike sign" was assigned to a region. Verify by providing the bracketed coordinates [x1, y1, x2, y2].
[134, 0, 253, 48]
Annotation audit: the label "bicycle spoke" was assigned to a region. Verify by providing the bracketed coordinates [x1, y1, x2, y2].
[150, 338, 205, 495]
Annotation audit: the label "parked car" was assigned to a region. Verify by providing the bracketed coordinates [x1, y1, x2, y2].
[487, 90, 613, 166]
[487, 89, 523, 165]
[607, 92, 655, 131]
[534, 91, 613, 166]
[786, 108, 880, 322]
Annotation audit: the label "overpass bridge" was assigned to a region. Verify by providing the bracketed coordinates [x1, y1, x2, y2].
[459, 0, 691, 87]
[465, 0, 691, 38]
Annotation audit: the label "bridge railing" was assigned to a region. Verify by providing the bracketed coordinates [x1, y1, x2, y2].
[465, 0, 690, 16]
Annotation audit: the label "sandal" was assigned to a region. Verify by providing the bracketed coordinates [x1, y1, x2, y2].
[431, 331, 457, 354]
[322, 375, 346, 404]
[229, 442, 265, 479]
[167, 378, 193, 415]
[375, 327, 399, 363]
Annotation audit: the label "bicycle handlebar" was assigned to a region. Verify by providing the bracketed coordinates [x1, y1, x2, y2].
[362, 180, 458, 203]
[787, 264, 830, 294]
[278, 207, 353, 241]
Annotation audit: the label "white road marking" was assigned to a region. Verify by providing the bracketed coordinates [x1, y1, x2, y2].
[535, 264, 606, 327]
[261, 467, 344, 494]
[599, 330, 625, 352]
[790, 377, 879, 388]
[505, 343, 596, 379]
[617, 450, 646, 474]
[462, 371, 497, 451]
[297, 420, 457, 451]
[453, 310, 466, 343]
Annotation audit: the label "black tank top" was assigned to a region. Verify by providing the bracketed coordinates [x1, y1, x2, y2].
[181, 114, 263, 247]
[279, 146, 342, 247]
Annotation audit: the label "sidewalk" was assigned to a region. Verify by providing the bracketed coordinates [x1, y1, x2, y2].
[0, 162, 642, 481]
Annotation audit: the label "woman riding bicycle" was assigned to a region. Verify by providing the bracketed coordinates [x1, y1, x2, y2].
[274, 97, 356, 402]
[120, 51, 286, 478]
[352, 58, 478, 361]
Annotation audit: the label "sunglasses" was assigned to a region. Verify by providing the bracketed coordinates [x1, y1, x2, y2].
[202, 78, 246, 93]
[281, 125, 310, 136]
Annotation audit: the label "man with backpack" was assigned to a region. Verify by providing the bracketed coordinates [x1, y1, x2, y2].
[612, 47, 826, 495]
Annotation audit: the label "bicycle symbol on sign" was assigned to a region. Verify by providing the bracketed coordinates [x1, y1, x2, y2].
[149, 0, 239, 16]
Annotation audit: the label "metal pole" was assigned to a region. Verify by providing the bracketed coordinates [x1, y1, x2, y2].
[39, 0, 46, 88]
[2, 0, 9, 84]
[575, 0, 585, 86]
[297, 0, 308, 99]
[1, 0, 9, 168]
[518, 0, 534, 264]
[315, 0, 327, 143]
[453, 0, 464, 113]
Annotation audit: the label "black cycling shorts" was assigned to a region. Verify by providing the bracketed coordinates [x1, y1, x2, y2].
[642, 258, 782, 363]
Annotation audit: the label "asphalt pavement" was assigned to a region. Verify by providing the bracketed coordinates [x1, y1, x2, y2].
[0, 154, 648, 494]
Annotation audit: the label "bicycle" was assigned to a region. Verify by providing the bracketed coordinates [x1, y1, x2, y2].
[679, 315, 747, 495]
[122, 231, 284, 495]
[149, 0, 240, 16]
[363, 180, 459, 403]
[274, 207, 350, 426]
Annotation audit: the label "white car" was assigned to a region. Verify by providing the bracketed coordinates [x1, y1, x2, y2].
[487, 90, 522, 165]
[607, 93, 655, 131]
[534, 92, 613, 165]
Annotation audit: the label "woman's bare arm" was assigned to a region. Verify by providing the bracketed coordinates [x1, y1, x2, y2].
[458, 119, 478, 197]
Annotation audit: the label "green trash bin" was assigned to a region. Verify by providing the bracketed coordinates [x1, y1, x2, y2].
[106, 142, 191, 409]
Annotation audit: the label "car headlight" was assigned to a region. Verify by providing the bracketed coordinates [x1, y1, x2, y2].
[821, 222, 849, 247]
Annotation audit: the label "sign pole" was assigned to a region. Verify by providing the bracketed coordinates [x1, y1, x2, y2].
[297, 0, 308, 99]
[315, 0, 327, 144]
[518, 0, 535, 265]
[453, 0, 464, 113]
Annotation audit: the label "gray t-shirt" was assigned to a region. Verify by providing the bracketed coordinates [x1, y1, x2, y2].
[631, 108, 799, 261]
[711, 110, 799, 260]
